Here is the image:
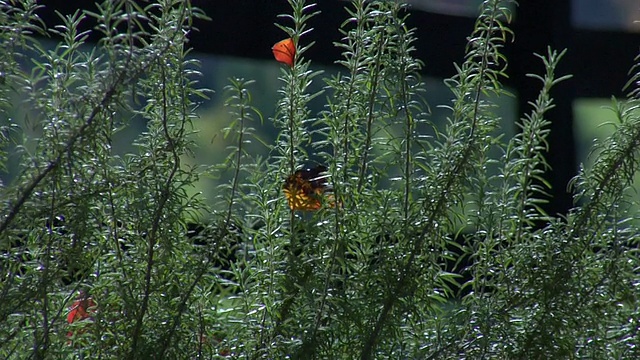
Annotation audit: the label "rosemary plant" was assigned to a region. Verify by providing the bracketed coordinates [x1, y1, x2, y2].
[1, 0, 639, 359]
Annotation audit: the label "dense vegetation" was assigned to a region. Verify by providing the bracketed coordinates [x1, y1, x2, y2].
[1, 0, 639, 358]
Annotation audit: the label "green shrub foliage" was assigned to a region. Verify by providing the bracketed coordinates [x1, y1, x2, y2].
[1, 0, 639, 358]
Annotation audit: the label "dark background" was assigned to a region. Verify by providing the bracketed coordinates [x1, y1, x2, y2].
[35, 0, 640, 217]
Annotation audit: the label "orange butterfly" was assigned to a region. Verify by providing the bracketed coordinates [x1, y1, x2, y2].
[67, 291, 96, 324]
[272, 38, 295, 67]
[66, 290, 97, 340]
[283, 165, 332, 211]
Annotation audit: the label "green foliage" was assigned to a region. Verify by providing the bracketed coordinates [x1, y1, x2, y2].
[1, 0, 639, 359]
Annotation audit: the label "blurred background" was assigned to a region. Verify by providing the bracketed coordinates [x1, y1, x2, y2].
[2, 0, 639, 217]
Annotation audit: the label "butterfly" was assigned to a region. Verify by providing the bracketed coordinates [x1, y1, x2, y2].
[67, 291, 96, 325]
[66, 290, 97, 340]
[283, 165, 332, 211]
[272, 38, 295, 67]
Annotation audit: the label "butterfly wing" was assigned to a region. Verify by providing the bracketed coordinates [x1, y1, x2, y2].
[272, 38, 295, 67]
[67, 292, 96, 324]
[283, 173, 322, 211]
[283, 165, 329, 211]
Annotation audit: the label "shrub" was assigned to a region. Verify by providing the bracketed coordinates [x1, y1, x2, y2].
[1, 0, 639, 359]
